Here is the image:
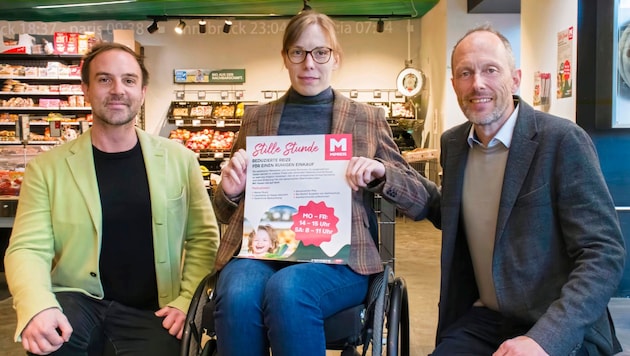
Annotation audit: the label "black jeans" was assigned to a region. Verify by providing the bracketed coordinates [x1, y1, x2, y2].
[27, 292, 180, 356]
[430, 306, 592, 356]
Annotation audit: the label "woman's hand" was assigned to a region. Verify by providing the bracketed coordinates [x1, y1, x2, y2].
[346, 156, 385, 191]
[221, 149, 248, 199]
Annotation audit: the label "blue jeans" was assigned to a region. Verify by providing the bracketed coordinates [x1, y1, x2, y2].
[214, 258, 369, 356]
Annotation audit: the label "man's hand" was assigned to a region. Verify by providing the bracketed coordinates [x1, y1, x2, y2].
[346, 157, 386, 191]
[155, 306, 186, 340]
[493, 336, 549, 356]
[21, 307, 72, 355]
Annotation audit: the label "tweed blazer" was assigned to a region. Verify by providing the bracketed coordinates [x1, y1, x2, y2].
[213, 89, 433, 275]
[429, 97, 626, 355]
[4, 127, 220, 340]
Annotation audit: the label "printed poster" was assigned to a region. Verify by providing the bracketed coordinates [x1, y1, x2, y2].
[239, 134, 352, 263]
[557, 27, 574, 99]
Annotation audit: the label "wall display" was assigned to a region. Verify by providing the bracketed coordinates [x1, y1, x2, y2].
[617, 11, 630, 128]
[556, 27, 574, 99]
[166, 100, 246, 175]
[173, 69, 246, 84]
[0, 54, 92, 146]
[596, 0, 630, 128]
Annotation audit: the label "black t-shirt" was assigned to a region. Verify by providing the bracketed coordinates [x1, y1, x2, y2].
[93, 141, 158, 310]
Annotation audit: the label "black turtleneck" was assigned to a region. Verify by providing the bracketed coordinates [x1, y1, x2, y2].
[278, 87, 334, 135]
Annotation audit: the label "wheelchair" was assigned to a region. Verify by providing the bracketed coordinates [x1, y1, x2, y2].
[180, 196, 410, 356]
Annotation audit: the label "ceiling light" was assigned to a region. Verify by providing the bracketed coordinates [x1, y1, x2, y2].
[147, 19, 159, 34]
[175, 19, 186, 34]
[34, 0, 135, 9]
[223, 20, 232, 34]
[377, 19, 384, 33]
[199, 19, 207, 34]
[301, 0, 312, 12]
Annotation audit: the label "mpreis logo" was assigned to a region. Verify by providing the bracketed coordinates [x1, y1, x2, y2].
[325, 134, 352, 160]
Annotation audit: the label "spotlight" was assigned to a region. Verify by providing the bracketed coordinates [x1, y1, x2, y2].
[223, 20, 232, 34]
[377, 19, 384, 33]
[175, 19, 186, 34]
[199, 19, 206, 34]
[301, 0, 312, 12]
[147, 19, 159, 34]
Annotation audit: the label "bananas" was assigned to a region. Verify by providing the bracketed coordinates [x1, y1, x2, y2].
[200, 165, 210, 177]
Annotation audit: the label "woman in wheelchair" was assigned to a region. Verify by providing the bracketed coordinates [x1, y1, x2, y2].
[210, 10, 435, 356]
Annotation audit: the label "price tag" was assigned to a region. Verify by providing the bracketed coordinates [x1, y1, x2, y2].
[18, 115, 30, 141]
[49, 121, 62, 137]
[216, 119, 225, 128]
[79, 120, 90, 133]
[214, 152, 224, 159]
[192, 119, 201, 127]
[175, 119, 184, 126]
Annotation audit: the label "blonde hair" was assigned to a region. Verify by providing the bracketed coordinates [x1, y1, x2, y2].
[248, 225, 279, 254]
[282, 10, 343, 66]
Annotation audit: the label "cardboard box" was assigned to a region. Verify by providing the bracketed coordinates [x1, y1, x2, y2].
[53, 32, 67, 54]
[66, 33, 79, 54]
[402, 148, 439, 162]
[38, 98, 60, 108]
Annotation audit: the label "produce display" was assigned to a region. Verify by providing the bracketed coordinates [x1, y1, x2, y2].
[0, 170, 22, 195]
[169, 128, 237, 152]
[168, 101, 244, 119]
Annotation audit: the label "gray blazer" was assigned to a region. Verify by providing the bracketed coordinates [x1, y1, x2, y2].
[429, 97, 626, 355]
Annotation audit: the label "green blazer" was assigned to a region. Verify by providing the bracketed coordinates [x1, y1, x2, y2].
[4, 127, 220, 340]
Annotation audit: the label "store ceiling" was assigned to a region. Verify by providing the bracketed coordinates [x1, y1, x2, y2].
[0, 0, 441, 23]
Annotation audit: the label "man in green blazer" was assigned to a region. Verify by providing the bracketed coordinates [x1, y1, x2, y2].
[4, 42, 219, 355]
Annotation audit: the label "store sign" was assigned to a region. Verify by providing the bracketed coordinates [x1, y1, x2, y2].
[173, 69, 246, 84]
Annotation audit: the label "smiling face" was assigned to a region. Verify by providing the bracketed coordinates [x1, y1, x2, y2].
[250, 229, 273, 256]
[282, 23, 339, 96]
[451, 30, 520, 133]
[81, 49, 147, 128]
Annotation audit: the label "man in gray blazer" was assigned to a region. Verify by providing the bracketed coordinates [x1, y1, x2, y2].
[427, 25, 626, 355]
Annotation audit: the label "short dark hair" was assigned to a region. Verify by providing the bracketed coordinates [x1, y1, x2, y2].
[80, 42, 149, 87]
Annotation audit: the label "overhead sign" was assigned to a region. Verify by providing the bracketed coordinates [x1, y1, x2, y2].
[173, 69, 246, 84]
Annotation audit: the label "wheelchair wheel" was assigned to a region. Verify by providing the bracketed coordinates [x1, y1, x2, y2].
[385, 277, 410, 356]
[181, 272, 218, 356]
[200, 339, 217, 356]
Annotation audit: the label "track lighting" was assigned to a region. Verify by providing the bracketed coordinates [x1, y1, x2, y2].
[377, 19, 384, 33]
[175, 19, 186, 34]
[223, 20, 232, 34]
[302, 0, 312, 12]
[198, 19, 206, 34]
[147, 19, 159, 34]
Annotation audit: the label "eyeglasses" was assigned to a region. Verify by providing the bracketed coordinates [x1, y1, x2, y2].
[286, 47, 333, 64]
